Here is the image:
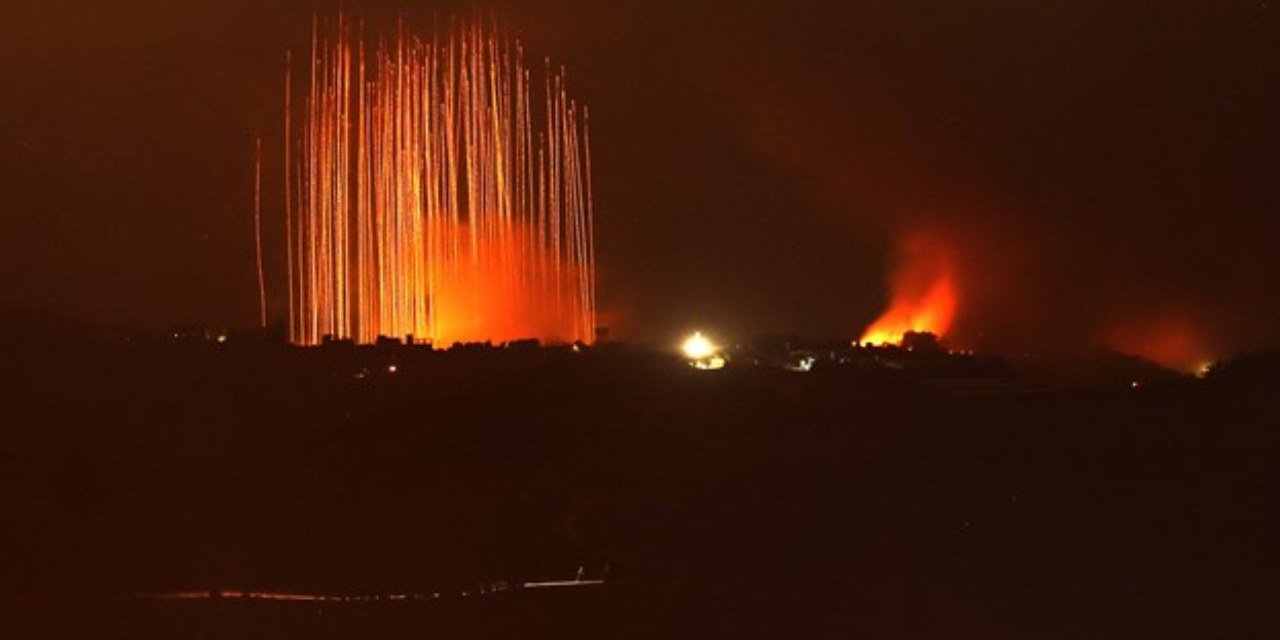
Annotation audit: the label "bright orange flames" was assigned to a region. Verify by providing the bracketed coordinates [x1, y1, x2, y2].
[860, 235, 957, 346]
[426, 225, 594, 346]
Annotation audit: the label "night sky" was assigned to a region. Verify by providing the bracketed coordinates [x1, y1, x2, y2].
[2, 0, 1277, 360]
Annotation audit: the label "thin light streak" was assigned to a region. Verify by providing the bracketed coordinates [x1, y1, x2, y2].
[521, 579, 606, 589]
[285, 51, 296, 339]
[254, 137, 267, 329]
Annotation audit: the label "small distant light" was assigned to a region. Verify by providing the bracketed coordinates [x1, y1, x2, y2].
[217, 334, 228, 344]
[1130, 381, 1142, 389]
[388, 365, 398, 374]
[789, 357, 816, 373]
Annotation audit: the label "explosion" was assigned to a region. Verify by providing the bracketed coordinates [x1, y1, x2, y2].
[860, 235, 956, 346]
[283, 14, 595, 346]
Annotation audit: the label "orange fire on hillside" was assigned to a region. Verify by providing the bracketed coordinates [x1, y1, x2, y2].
[860, 235, 957, 346]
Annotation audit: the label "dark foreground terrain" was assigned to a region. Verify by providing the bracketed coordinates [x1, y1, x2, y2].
[2, 314, 1277, 639]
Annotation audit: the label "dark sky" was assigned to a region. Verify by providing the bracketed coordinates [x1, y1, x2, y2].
[2, 0, 1277, 359]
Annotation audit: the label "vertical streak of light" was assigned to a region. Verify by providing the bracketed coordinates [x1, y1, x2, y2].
[254, 137, 267, 329]
[285, 51, 296, 342]
[584, 107, 597, 340]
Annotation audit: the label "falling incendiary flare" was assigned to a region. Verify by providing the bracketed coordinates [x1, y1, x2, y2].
[254, 137, 267, 329]
[860, 235, 956, 346]
[284, 14, 596, 346]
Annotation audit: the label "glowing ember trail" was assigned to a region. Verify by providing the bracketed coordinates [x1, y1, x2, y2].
[285, 15, 596, 346]
[254, 137, 267, 329]
[860, 235, 957, 346]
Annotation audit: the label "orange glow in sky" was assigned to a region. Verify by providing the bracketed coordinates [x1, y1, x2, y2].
[1104, 316, 1214, 373]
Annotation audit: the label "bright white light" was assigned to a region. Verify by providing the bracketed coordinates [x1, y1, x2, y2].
[790, 357, 816, 373]
[388, 365, 398, 374]
[681, 332, 717, 360]
[693, 356, 726, 371]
